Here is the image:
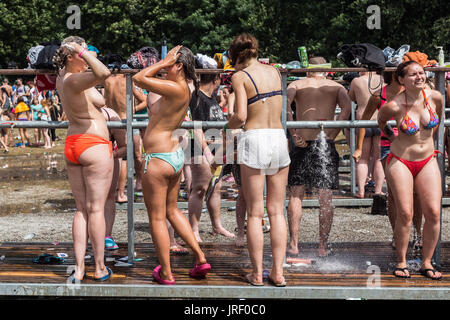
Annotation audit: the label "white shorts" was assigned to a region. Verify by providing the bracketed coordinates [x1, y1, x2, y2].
[237, 129, 291, 175]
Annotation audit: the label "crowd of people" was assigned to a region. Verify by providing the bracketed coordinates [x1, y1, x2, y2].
[1, 33, 448, 285]
[0, 78, 64, 151]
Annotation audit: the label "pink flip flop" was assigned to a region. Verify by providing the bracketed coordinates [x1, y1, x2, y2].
[189, 263, 212, 278]
[153, 265, 175, 285]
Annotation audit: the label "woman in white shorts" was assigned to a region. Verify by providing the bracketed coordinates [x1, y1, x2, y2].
[226, 33, 290, 287]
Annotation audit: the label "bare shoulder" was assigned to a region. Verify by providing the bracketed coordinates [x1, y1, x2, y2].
[325, 79, 345, 89]
[428, 88, 444, 104]
[231, 71, 246, 81]
[383, 98, 401, 113]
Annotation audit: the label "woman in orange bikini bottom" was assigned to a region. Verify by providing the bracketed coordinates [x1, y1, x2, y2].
[387, 150, 440, 178]
[65, 134, 112, 164]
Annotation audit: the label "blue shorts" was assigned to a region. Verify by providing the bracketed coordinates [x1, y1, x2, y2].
[380, 145, 390, 161]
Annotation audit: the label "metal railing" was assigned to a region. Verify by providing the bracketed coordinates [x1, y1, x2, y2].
[0, 67, 448, 266]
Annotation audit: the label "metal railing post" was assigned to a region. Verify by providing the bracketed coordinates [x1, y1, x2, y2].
[432, 70, 446, 267]
[350, 101, 357, 194]
[125, 74, 135, 264]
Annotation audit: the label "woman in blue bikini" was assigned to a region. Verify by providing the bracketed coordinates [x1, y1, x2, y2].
[132, 45, 210, 285]
[378, 61, 443, 280]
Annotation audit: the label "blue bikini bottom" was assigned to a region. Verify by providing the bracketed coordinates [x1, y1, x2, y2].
[143, 147, 184, 174]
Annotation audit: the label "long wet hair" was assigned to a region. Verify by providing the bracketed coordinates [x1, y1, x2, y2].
[53, 36, 86, 71]
[177, 46, 199, 98]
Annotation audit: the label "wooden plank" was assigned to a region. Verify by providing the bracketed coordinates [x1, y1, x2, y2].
[0, 242, 449, 288]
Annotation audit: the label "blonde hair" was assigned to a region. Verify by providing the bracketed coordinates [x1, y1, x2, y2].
[52, 36, 86, 71]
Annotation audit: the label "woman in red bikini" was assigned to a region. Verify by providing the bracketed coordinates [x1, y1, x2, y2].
[378, 61, 443, 280]
[54, 36, 113, 283]
[353, 72, 423, 249]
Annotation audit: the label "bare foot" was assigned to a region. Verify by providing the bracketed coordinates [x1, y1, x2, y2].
[318, 247, 334, 258]
[235, 235, 245, 247]
[268, 271, 286, 286]
[71, 266, 85, 282]
[286, 246, 299, 257]
[193, 231, 203, 243]
[94, 266, 110, 280]
[116, 193, 128, 203]
[211, 227, 235, 238]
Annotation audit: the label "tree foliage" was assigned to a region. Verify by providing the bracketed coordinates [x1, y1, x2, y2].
[0, 0, 448, 68]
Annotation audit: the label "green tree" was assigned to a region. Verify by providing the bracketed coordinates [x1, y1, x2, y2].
[0, 0, 448, 68]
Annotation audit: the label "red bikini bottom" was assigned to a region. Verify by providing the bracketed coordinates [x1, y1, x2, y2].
[387, 150, 441, 178]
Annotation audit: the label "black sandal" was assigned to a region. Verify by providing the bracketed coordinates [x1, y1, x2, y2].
[419, 268, 442, 281]
[393, 267, 411, 279]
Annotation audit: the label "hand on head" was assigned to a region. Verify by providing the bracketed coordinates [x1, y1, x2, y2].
[163, 45, 182, 66]
[61, 42, 86, 55]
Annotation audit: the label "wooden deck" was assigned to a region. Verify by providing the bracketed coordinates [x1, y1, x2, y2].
[0, 241, 449, 299]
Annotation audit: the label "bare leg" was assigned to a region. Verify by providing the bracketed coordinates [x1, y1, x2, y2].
[66, 162, 88, 281]
[371, 136, 385, 195]
[240, 164, 266, 284]
[68, 144, 113, 280]
[142, 158, 173, 282]
[207, 178, 235, 238]
[355, 137, 372, 198]
[166, 169, 206, 265]
[235, 187, 246, 247]
[318, 188, 334, 256]
[413, 193, 423, 239]
[183, 164, 192, 197]
[133, 133, 143, 191]
[188, 160, 211, 242]
[266, 166, 289, 284]
[386, 158, 414, 277]
[415, 159, 442, 279]
[105, 157, 120, 237]
[116, 159, 127, 203]
[286, 185, 305, 256]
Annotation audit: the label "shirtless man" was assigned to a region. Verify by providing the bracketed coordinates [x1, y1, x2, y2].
[1, 79, 13, 99]
[286, 57, 351, 257]
[104, 74, 143, 202]
[348, 72, 384, 198]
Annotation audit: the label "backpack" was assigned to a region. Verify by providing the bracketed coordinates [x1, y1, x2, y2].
[337, 43, 385, 72]
[33, 41, 61, 69]
[127, 47, 159, 69]
[99, 53, 127, 71]
[27, 45, 45, 67]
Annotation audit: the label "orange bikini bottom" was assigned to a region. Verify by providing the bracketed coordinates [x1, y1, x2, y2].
[65, 134, 112, 165]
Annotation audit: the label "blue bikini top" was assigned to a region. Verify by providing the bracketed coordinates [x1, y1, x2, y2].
[241, 68, 283, 105]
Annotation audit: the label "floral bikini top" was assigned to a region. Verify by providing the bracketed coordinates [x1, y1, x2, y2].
[400, 90, 439, 135]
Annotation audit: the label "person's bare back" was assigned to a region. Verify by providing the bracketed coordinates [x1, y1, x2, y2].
[288, 75, 351, 141]
[349, 72, 382, 120]
[104, 74, 127, 119]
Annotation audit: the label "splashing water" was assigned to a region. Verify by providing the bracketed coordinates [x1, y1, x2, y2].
[310, 129, 333, 189]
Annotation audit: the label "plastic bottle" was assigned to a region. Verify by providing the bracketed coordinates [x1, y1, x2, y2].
[161, 37, 167, 59]
[437, 46, 445, 66]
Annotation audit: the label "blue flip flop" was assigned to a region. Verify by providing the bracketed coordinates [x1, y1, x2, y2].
[68, 270, 86, 284]
[94, 266, 113, 282]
